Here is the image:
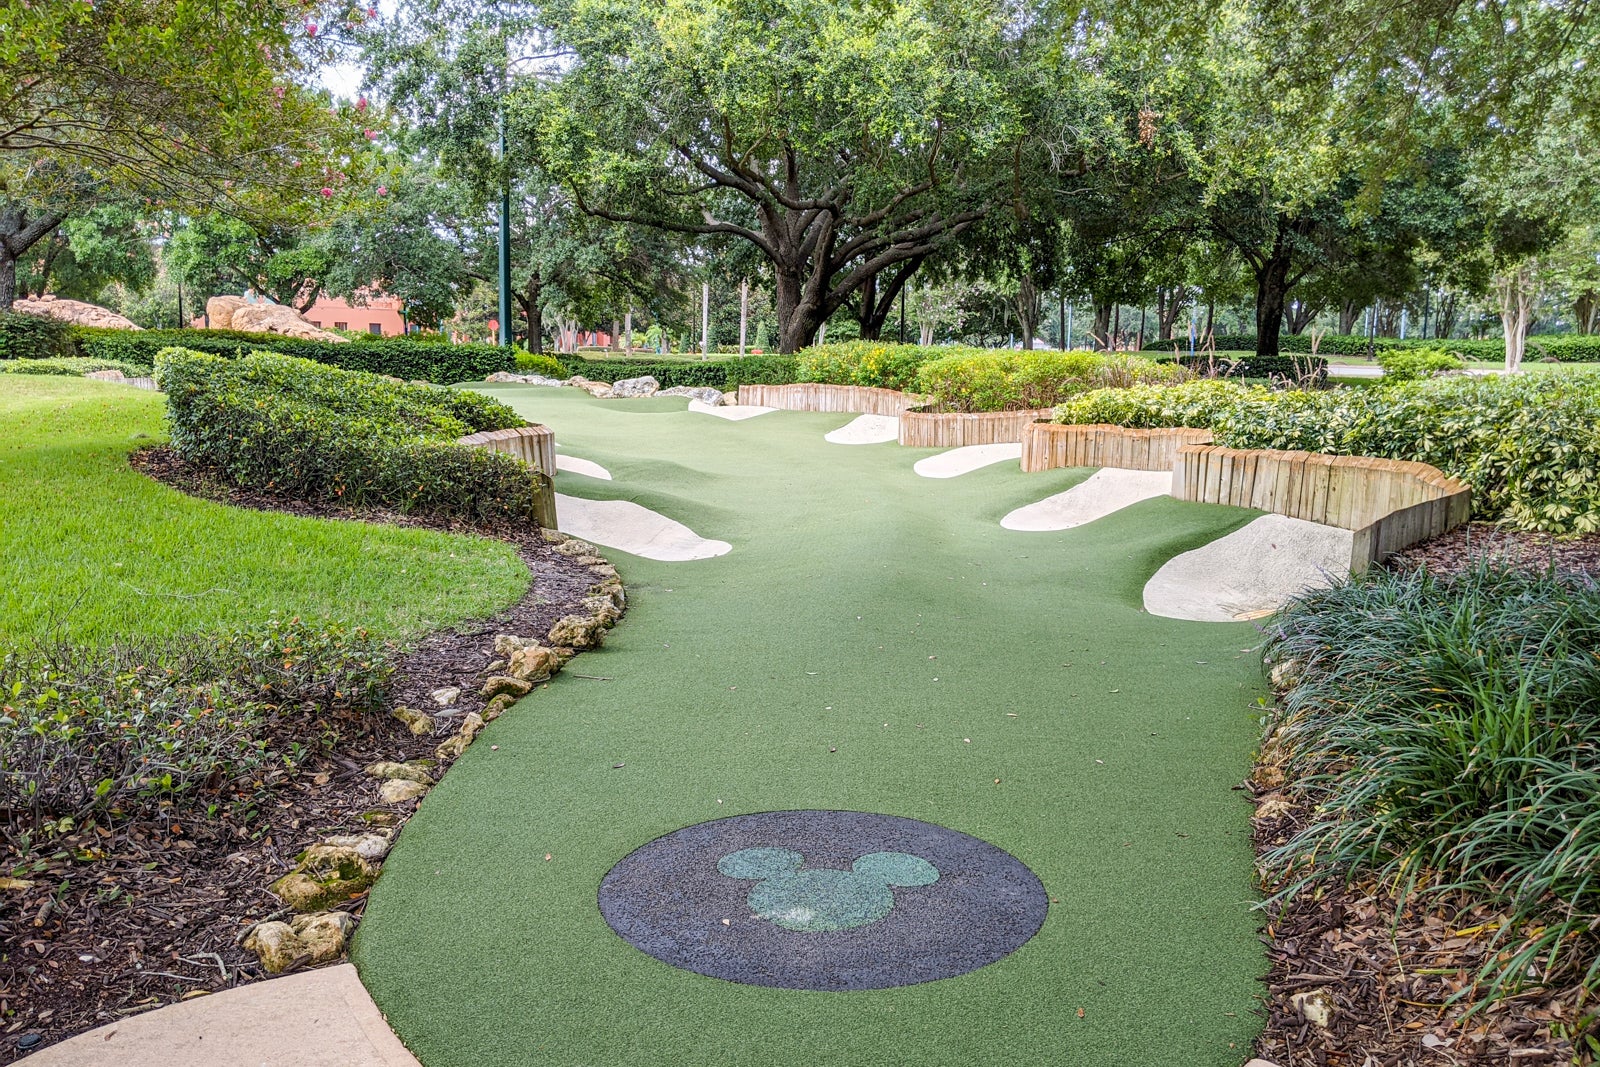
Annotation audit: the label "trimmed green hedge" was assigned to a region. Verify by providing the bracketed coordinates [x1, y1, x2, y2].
[0, 312, 75, 361]
[796, 341, 956, 390]
[912, 351, 1190, 412]
[0, 356, 149, 377]
[565, 353, 799, 389]
[1203, 333, 1600, 362]
[73, 327, 516, 383]
[1057, 372, 1600, 535]
[1152, 352, 1328, 382]
[157, 348, 541, 525]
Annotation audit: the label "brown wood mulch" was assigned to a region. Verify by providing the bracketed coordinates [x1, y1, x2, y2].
[0, 448, 605, 1063]
[1252, 522, 1600, 1067]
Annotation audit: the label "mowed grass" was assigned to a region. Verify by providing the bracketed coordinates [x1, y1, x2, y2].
[0, 376, 530, 645]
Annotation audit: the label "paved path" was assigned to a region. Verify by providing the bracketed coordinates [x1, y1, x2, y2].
[24, 965, 418, 1067]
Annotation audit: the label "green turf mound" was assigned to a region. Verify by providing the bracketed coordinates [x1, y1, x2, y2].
[353, 389, 1267, 1066]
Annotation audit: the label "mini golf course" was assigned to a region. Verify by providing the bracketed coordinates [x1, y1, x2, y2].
[354, 387, 1270, 1065]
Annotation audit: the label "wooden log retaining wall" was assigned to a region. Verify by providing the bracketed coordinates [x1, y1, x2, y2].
[736, 383, 923, 416]
[1019, 422, 1216, 473]
[897, 408, 1055, 448]
[457, 424, 560, 529]
[1171, 445, 1472, 571]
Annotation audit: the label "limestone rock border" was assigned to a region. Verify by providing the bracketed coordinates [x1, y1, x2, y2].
[242, 529, 626, 975]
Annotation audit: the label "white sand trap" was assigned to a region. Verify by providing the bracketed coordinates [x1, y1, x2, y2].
[1143, 513, 1354, 622]
[1001, 468, 1173, 531]
[825, 414, 900, 445]
[688, 399, 776, 421]
[914, 443, 1023, 479]
[555, 455, 613, 480]
[554, 493, 731, 562]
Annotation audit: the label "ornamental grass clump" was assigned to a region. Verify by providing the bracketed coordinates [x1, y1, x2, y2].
[1261, 566, 1600, 1006]
[157, 348, 543, 525]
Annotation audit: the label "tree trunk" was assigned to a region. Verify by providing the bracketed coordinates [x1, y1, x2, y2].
[1157, 286, 1186, 341]
[1498, 260, 1537, 373]
[1015, 274, 1038, 349]
[919, 323, 934, 345]
[1090, 304, 1112, 350]
[610, 317, 621, 351]
[1575, 291, 1597, 335]
[514, 273, 544, 353]
[0, 203, 65, 311]
[1254, 243, 1294, 357]
[1285, 299, 1317, 334]
[1337, 300, 1360, 334]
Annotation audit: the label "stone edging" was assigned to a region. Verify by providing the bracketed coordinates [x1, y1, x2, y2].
[239, 530, 624, 974]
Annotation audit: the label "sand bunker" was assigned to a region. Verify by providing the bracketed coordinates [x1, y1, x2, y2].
[1001, 468, 1173, 531]
[824, 414, 900, 445]
[1143, 514, 1353, 622]
[556, 455, 613, 480]
[914, 443, 1023, 479]
[554, 493, 731, 562]
[688, 399, 776, 421]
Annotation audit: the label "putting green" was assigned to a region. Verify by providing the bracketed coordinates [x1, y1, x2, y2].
[354, 388, 1266, 1065]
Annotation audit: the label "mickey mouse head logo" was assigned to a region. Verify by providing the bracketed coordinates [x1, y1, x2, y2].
[717, 847, 939, 932]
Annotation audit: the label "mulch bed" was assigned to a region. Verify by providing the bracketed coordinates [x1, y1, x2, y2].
[0, 448, 605, 1063]
[1251, 522, 1600, 1067]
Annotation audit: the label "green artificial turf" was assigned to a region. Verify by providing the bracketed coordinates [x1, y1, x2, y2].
[0, 376, 529, 644]
[355, 388, 1268, 1065]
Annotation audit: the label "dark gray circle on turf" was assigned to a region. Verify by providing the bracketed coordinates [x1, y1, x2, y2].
[597, 810, 1048, 990]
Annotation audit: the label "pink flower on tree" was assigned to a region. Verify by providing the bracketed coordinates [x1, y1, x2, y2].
[320, 187, 334, 198]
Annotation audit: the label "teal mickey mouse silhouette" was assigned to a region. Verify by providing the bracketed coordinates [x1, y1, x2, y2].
[717, 847, 940, 932]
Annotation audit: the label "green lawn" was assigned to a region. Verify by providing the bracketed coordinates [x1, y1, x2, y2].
[356, 388, 1268, 1066]
[0, 376, 530, 644]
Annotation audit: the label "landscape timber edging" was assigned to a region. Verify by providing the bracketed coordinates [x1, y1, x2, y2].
[735, 383, 924, 416]
[457, 424, 559, 529]
[898, 407, 1055, 448]
[1019, 422, 1215, 472]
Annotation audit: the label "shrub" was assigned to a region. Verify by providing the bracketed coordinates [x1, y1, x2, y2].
[565, 353, 800, 389]
[72, 327, 516, 383]
[912, 351, 1189, 412]
[1154, 351, 1328, 383]
[1376, 347, 1463, 382]
[0, 617, 392, 842]
[157, 348, 542, 524]
[515, 352, 568, 377]
[1201, 333, 1600, 363]
[1261, 566, 1600, 1004]
[795, 341, 956, 390]
[0, 356, 149, 378]
[0, 312, 75, 361]
[1057, 372, 1600, 535]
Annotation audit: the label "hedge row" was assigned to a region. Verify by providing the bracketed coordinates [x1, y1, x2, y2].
[77, 328, 516, 383]
[1056, 372, 1600, 535]
[0, 356, 150, 377]
[1200, 332, 1600, 362]
[0, 312, 75, 361]
[913, 351, 1191, 412]
[157, 349, 541, 525]
[1151, 352, 1329, 383]
[565, 352, 800, 389]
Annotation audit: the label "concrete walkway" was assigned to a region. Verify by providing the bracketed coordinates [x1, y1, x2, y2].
[24, 965, 419, 1067]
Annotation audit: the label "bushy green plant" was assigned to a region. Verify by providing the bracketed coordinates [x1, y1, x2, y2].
[1377, 347, 1464, 381]
[1153, 351, 1329, 382]
[1057, 372, 1600, 535]
[1261, 566, 1600, 1005]
[71, 327, 516, 383]
[0, 356, 149, 377]
[1203, 333, 1600, 363]
[157, 348, 541, 524]
[912, 351, 1189, 412]
[0, 617, 392, 842]
[515, 352, 568, 377]
[795, 341, 959, 390]
[565, 353, 799, 389]
[0, 312, 75, 361]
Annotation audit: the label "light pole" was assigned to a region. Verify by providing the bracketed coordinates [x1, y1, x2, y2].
[497, 112, 513, 348]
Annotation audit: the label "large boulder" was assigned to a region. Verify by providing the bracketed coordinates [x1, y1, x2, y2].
[228, 302, 348, 342]
[610, 375, 661, 398]
[10, 295, 141, 330]
[659, 385, 723, 405]
[205, 295, 246, 330]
